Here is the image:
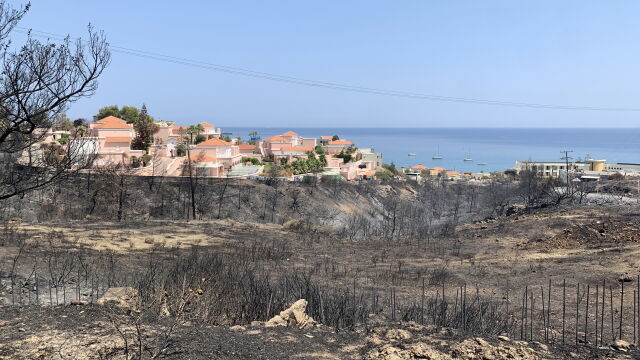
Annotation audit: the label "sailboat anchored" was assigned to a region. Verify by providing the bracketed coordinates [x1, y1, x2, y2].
[432, 145, 443, 160]
[463, 150, 473, 162]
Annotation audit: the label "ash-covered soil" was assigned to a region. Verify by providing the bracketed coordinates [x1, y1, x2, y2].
[0, 305, 634, 359]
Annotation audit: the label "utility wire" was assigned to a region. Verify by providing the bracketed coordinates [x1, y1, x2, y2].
[12, 26, 640, 112]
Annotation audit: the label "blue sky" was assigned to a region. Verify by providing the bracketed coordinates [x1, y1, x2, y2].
[9, 1, 640, 128]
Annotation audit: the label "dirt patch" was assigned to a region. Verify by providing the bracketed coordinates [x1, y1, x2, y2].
[0, 306, 633, 359]
[529, 217, 640, 250]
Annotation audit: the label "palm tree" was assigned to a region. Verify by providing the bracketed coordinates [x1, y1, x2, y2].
[188, 124, 204, 136]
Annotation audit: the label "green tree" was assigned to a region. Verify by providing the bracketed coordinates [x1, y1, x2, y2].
[120, 106, 141, 124]
[73, 118, 87, 128]
[382, 162, 398, 175]
[57, 133, 70, 145]
[318, 154, 327, 167]
[332, 135, 340, 141]
[188, 124, 204, 136]
[195, 134, 206, 144]
[314, 145, 325, 154]
[94, 105, 120, 120]
[186, 124, 206, 144]
[241, 157, 262, 165]
[131, 104, 158, 152]
[336, 151, 352, 164]
[94, 105, 150, 124]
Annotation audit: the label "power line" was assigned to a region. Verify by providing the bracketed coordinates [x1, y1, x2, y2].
[12, 26, 640, 112]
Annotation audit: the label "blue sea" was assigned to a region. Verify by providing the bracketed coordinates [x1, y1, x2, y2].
[222, 127, 640, 173]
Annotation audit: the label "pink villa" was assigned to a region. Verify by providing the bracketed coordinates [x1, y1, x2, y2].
[238, 144, 259, 158]
[181, 154, 225, 177]
[87, 116, 144, 166]
[274, 146, 313, 164]
[324, 139, 353, 155]
[258, 131, 319, 158]
[193, 137, 242, 170]
[199, 122, 221, 138]
[259, 135, 289, 156]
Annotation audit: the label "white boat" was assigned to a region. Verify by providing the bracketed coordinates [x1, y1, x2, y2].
[463, 150, 473, 162]
[477, 162, 487, 166]
[432, 145, 443, 160]
[408, 153, 416, 156]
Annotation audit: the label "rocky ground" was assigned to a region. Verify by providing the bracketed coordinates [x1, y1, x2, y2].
[0, 302, 636, 360]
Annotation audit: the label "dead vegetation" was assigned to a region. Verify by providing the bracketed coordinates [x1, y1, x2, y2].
[2, 172, 640, 358]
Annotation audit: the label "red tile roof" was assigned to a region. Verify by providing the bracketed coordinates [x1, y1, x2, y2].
[431, 167, 445, 171]
[104, 137, 132, 143]
[446, 171, 460, 175]
[238, 144, 256, 150]
[321, 136, 333, 140]
[94, 123, 132, 129]
[197, 138, 231, 147]
[199, 122, 214, 127]
[328, 140, 353, 145]
[194, 154, 217, 162]
[183, 154, 218, 163]
[265, 135, 289, 142]
[282, 131, 298, 136]
[411, 164, 427, 169]
[281, 146, 313, 152]
[96, 116, 127, 124]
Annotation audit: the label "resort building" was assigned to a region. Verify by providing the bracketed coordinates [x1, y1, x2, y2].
[181, 155, 225, 177]
[357, 148, 383, 167]
[323, 139, 353, 155]
[514, 160, 584, 177]
[238, 144, 259, 157]
[87, 116, 143, 166]
[199, 122, 222, 138]
[514, 159, 640, 179]
[194, 137, 242, 170]
[274, 146, 314, 164]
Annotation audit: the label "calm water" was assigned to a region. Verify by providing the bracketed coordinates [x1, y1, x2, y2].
[222, 127, 640, 172]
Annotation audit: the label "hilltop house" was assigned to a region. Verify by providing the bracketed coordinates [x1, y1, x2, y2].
[274, 146, 314, 164]
[194, 137, 242, 170]
[358, 148, 383, 167]
[258, 131, 318, 158]
[324, 139, 353, 155]
[199, 122, 221, 138]
[180, 154, 225, 177]
[88, 116, 143, 166]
